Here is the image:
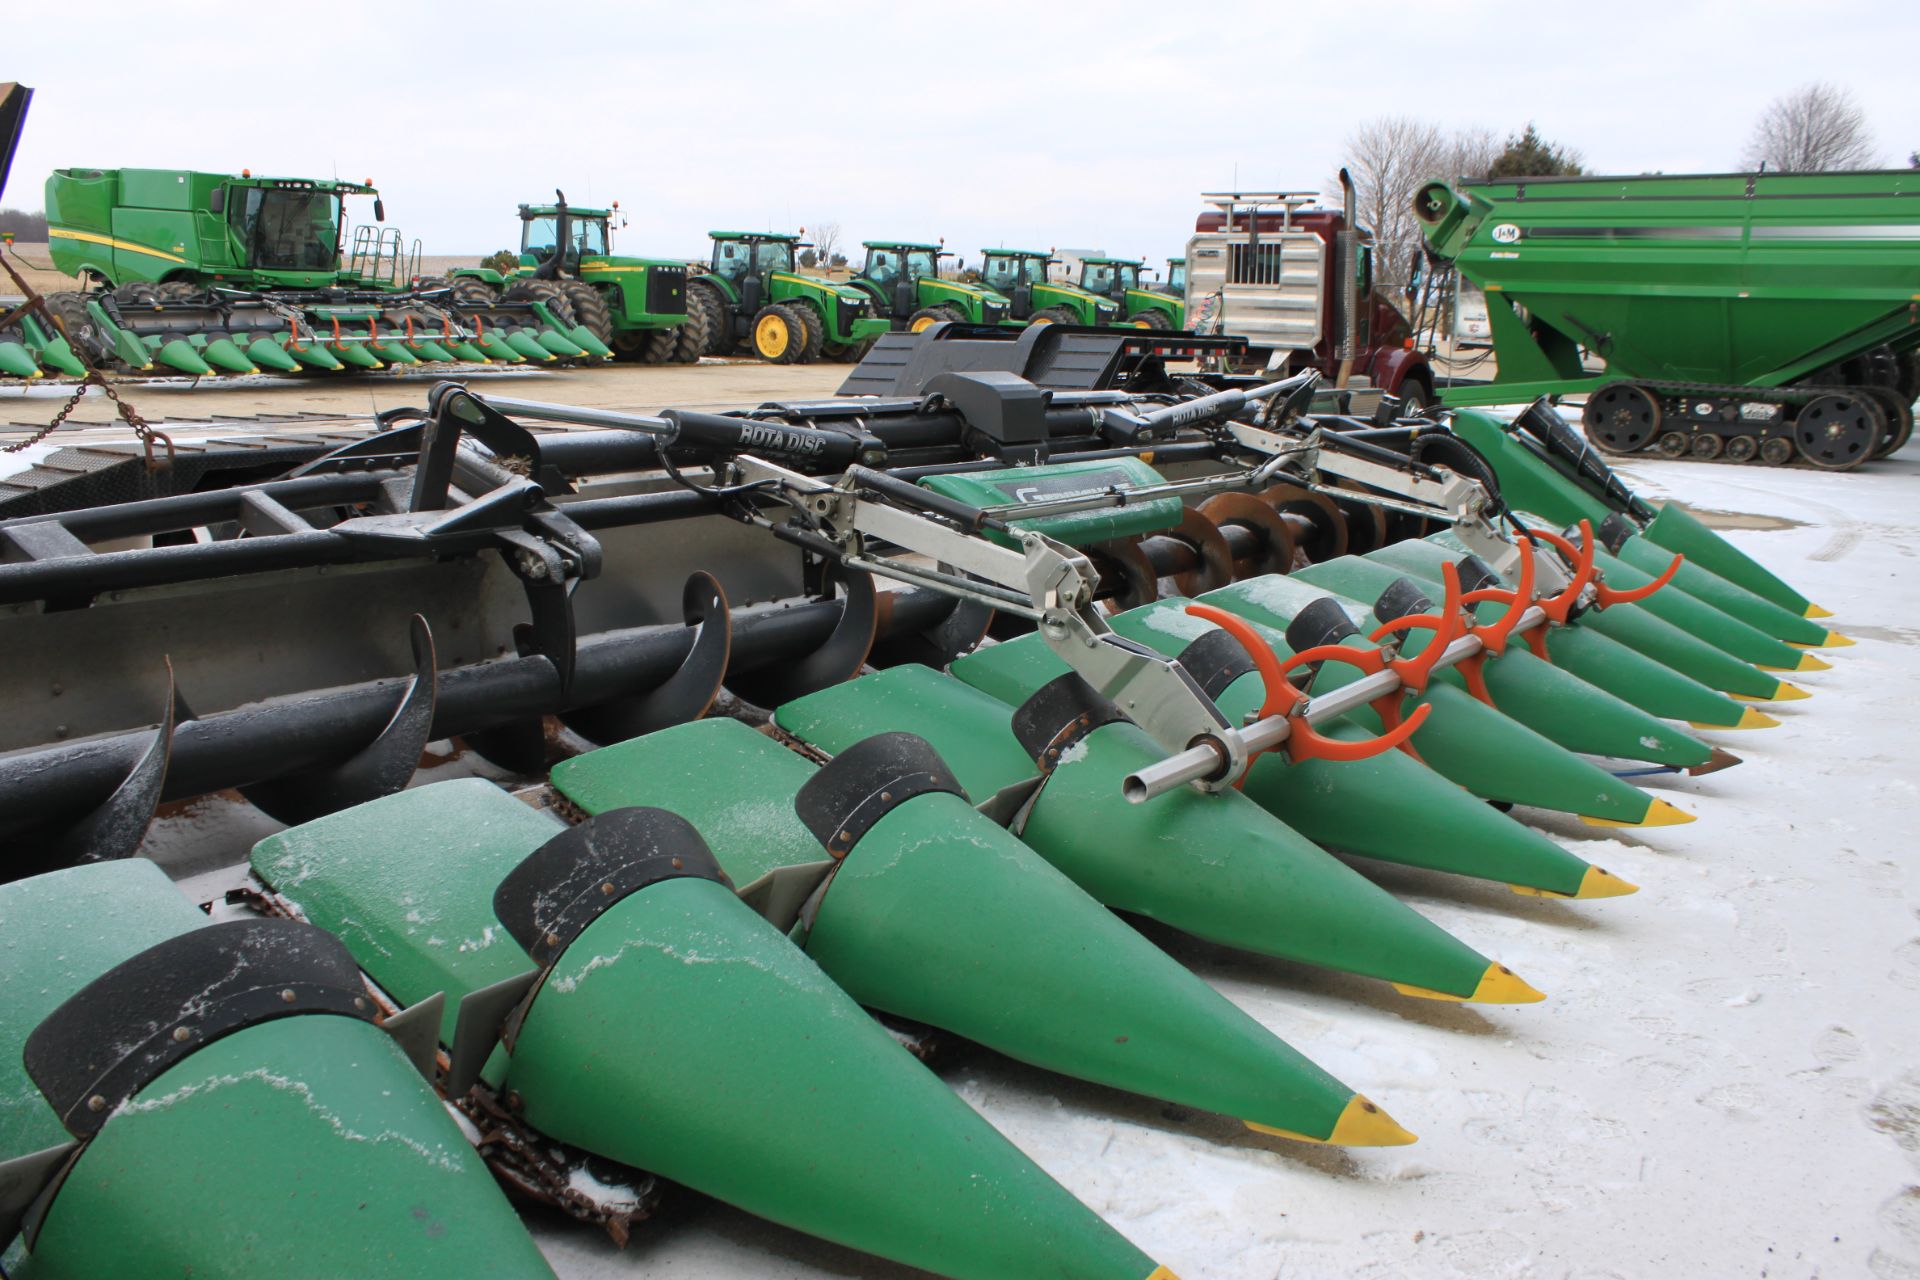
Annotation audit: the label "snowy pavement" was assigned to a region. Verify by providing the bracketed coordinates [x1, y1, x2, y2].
[139, 440, 1920, 1279]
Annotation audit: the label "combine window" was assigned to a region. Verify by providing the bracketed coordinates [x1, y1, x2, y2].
[231, 188, 340, 271]
[1227, 243, 1287, 285]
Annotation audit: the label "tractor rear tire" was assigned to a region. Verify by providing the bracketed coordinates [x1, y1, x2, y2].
[504, 278, 578, 328]
[684, 281, 729, 358]
[562, 281, 614, 347]
[1027, 306, 1078, 327]
[751, 304, 806, 364]
[789, 303, 825, 364]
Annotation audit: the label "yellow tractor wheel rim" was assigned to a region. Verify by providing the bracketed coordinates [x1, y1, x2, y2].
[909, 314, 939, 333]
[755, 314, 789, 357]
[1029, 316, 1054, 326]
[1132, 318, 1153, 329]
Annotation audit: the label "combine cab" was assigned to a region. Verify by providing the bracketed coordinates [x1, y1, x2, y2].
[1185, 174, 1436, 411]
[975, 249, 1123, 327]
[846, 239, 1013, 332]
[1415, 170, 1920, 468]
[687, 231, 891, 364]
[446, 195, 687, 364]
[1076, 255, 1184, 330]
[12, 166, 601, 380]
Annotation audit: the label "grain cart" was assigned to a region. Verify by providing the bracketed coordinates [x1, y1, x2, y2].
[1075, 255, 1184, 329]
[445, 195, 688, 364]
[686, 231, 890, 363]
[1414, 169, 1920, 468]
[846, 240, 1013, 331]
[1185, 173, 1436, 410]
[975, 249, 1123, 327]
[30, 167, 592, 378]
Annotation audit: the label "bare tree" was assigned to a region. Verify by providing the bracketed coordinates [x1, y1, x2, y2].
[1743, 84, 1879, 172]
[1334, 118, 1505, 298]
[806, 221, 842, 271]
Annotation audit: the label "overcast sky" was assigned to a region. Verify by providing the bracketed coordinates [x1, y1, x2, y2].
[6, 0, 1916, 272]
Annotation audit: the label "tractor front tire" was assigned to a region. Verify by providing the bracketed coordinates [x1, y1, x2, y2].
[1132, 309, 1173, 331]
[684, 281, 729, 359]
[1027, 306, 1077, 327]
[907, 305, 964, 334]
[504, 278, 578, 328]
[449, 277, 500, 311]
[562, 281, 615, 347]
[751, 304, 806, 364]
[789, 303, 825, 364]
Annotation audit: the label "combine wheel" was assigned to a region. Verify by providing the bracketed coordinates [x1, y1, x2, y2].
[504, 278, 578, 327]
[1759, 437, 1795, 466]
[1792, 392, 1878, 470]
[153, 280, 200, 302]
[1689, 433, 1724, 460]
[562, 281, 614, 347]
[1723, 435, 1758, 463]
[906, 305, 963, 334]
[1583, 381, 1662, 454]
[788, 303, 825, 364]
[1027, 306, 1078, 327]
[751, 304, 806, 364]
[683, 280, 728, 358]
[1655, 431, 1689, 458]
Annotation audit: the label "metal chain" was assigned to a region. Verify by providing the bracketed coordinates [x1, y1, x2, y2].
[0, 250, 172, 467]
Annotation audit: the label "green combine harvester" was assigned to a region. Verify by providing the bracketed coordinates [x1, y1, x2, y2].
[687, 231, 892, 363]
[846, 239, 1013, 331]
[1075, 254, 1185, 329]
[975, 248, 1123, 327]
[445, 194, 694, 364]
[1416, 169, 1920, 468]
[10, 168, 605, 381]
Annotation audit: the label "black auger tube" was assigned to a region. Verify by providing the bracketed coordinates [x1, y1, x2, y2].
[0, 588, 955, 842]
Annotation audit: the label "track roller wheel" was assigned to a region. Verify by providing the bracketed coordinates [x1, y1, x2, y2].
[1864, 387, 1913, 459]
[751, 304, 806, 364]
[1655, 431, 1689, 458]
[1583, 382, 1662, 454]
[1689, 433, 1724, 460]
[1759, 436, 1794, 466]
[1723, 435, 1758, 463]
[1793, 393, 1878, 470]
[788, 303, 825, 364]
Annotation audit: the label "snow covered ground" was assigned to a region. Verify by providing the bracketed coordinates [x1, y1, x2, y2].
[135, 440, 1920, 1279]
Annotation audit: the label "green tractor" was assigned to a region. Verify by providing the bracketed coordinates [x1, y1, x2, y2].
[686, 232, 891, 364]
[845, 241, 1012, 333]
[975, 249, 1123, 327]
[447, 194, 697, 363]
[1076, 255, 1185, 330]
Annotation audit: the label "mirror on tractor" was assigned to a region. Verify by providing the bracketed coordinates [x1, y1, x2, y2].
[208, 186, 225, 214]
[373, 198, 385, 222]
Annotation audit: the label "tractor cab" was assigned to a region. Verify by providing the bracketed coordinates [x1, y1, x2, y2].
[1162, 258, 1187, 298]
[708, 231, 801, 316]
[857, 240, 944, 319]
[518, 200, 611, 275]
[978, 250, 1057, 319]
[1077, 256, 1142, 304]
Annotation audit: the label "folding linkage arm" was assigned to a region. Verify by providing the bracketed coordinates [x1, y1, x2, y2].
[723, 453, 1253, 792]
